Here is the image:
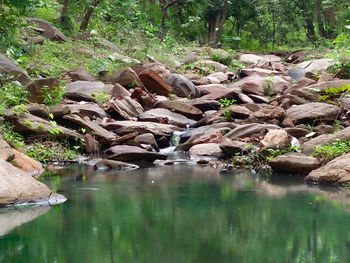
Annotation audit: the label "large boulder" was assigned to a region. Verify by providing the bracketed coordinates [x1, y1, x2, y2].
[64, 81, 117, 101]
[0, 159, 65, 205]
[165, 73, 200, 98]
[138, 108, 196, 128]
[282, 102, 340, 126]
[302, 126, 350, 155]
[305, 153, 350, 185]
[27, 18, 67, 42]
[107, 145, 167, 162]
[0, 53, 30, 84]
[269, 153, 320, 174]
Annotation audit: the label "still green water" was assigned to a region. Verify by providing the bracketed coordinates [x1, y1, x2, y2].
[1, 165, 350, 263]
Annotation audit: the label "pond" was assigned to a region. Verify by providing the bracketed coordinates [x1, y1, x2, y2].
[1, 164, 350, 263]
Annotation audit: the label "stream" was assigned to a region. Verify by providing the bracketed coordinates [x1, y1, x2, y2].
[1, 164, 350, 263]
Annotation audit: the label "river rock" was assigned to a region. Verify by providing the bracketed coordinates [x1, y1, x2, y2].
[206, 72, 228, 83]
[106, 67, 143, 87]
[261, 129, 290, 148]
[239, 54, 267, 66]
[304, 80, 350, 94]
[155, 100, 204, 120]
[107, 145, 167, 162]
[0, 138, 14, 161]
[11, 149, 44, 178]
[66, 103, 108, 119]
[0, 159, 58, 205]
[269, 153, 320, 174]
[103, 97, 144, 120]
[0, 53, 30, 84]
[252, 105, 286, 123]
[197, 60, 228, 72]
[282, 102, 340, 126]
[104, 121, 181, 136]
[165, 73, 200, 98]
[231, 74, 266, 95]
[184, 99, 221, 112]
[297, 58, 336, 74]
[225, 123, 281, 140]
[130, 88, 157, 110]
[139, 108, 196, 128]
[228, 105, 253, 119]
[139, 69, 173, 96]
[302, 126, 350, 155]
[64, 81, 117, 101]
[25, 77, 60, 104]
[94, 159, 139, 171]
[241, 68, 281, 77]
[27, 18, 67, 42]
[305, 153, 350, 185]
[67, 67, 96, 82]
[135, 133, 159, 151]
[63, 114, 116, 143]
[219, 139, 247, 157]
[189, 143, 224, 159]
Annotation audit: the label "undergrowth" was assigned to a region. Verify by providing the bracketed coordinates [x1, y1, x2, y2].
[313, 139, 350, 161]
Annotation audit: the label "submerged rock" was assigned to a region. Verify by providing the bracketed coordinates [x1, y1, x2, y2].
[305, 153, 350, 185]
[94, 159, 139, 171]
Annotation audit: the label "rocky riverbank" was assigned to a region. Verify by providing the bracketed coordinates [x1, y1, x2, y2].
[1, 18, 350, 205]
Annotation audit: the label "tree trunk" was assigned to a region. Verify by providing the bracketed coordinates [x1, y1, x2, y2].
[314, 0, 327, 38]
[208, 0, 227, 45]
[160, 6, 168, 41]
[60, 0, 69, 27]
[80, 0, 101, 32]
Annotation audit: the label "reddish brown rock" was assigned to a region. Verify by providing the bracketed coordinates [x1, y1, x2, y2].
[139, 69, 173, 96]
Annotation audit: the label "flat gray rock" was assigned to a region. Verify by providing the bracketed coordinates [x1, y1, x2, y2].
[269, 153, 319, 174]
[107, 145, 167, 162]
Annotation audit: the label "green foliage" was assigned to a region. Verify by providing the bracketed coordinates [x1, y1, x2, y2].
[42, 85, 64, 106]
[317, 84, 350, 103]
[259, 145, 301, 161]
[25, 141, 79, 163]
[219, 97, 236, 108]
[92, 91, 110, 104]
[0, 79, 28, 114]
[313, 139, 350, 161]
[0, 122, 25, 147]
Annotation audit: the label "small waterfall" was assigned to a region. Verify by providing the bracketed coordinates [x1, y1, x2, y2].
[159, 130, 190, 160]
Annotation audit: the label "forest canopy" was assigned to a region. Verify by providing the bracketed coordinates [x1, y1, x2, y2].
[0, 0, 350, 51]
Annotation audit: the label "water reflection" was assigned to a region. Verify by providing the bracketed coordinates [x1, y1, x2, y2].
[1, 165, 350, 263]
[0, 206, 50, 236]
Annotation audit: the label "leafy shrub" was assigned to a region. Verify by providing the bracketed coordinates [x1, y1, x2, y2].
[313, 139, 350, 161]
